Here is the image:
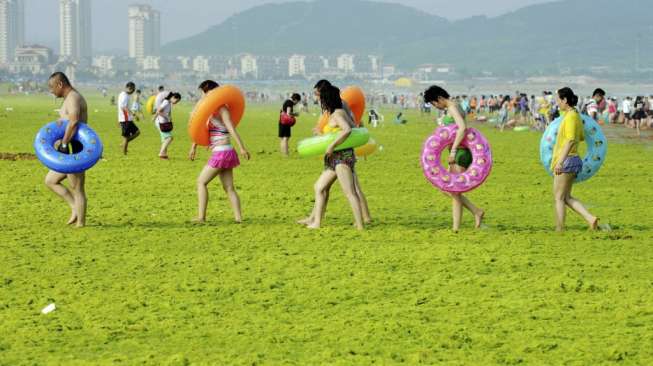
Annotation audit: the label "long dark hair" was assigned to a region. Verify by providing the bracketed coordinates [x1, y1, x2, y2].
[557, 87, 578, 107]
[314, 79, 332, 91]
[319, 85, 342, 114]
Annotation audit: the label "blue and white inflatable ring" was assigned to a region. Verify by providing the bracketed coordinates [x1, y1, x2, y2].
[540, 114, 607, 183]
[34, 120, 103, 174]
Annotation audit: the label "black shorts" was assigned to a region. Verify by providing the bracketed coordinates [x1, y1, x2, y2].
[632, 111, 647, 120]
[120, 121, 139, 138]
[58, 140, 84, 155]
[278, 123, 291, 138]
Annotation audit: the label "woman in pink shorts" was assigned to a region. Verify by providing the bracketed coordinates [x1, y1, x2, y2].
[189, 80, 251, 223]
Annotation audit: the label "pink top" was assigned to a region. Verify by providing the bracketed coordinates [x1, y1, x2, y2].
[209, 112, 231, 150]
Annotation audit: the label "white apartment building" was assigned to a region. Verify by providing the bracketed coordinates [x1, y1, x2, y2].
[128, 4, 160, 61]
[193, 55, 210, 74]
[288, 54, 305, 77]
[0, 0, 25, 64]
[59, 0, 92, 61]
[336, 54, 355, 73]
[240, 54, 258, 77]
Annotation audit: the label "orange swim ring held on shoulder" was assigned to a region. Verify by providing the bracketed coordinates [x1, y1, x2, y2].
[341, 86, 366, 125]
[188, 85, 246, 146]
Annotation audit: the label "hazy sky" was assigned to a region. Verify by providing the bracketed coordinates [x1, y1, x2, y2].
[25, 0, 555, 53]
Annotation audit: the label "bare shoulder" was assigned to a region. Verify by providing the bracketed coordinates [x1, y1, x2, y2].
[73, 89, 87, 106]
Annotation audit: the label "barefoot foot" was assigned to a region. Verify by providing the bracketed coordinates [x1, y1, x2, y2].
[297, 217, 313, 225]
[475, 210, 485, 229]
[67, 213, 78, 225]
[589, 217, 599, 231]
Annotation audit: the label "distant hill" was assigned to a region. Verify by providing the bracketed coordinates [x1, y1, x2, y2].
[392, 0, 653, 73]
[163, 0, 653, 73]
[163, 0, 449, 56]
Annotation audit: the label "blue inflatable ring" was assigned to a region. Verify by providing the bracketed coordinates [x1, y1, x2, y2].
[34, 120, 103, 174]
[540, 114, 607, 183]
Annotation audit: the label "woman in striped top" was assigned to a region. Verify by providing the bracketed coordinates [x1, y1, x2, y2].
[189, 80, 251, 223]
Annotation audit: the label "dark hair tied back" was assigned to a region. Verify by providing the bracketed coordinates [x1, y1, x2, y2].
[557, 87, 578, 107]
[199, 80, 219, 93]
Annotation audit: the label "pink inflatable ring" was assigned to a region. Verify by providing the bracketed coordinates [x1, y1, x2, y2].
[421, 124, 493, 193]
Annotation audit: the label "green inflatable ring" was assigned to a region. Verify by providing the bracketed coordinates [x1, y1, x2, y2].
[298, 128, 370, 157]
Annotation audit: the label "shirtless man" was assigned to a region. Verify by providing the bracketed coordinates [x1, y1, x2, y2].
[44, 72, 89, 228]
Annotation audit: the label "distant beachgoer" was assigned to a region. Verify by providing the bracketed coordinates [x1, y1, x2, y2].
[118, 81, 140, 155]
[155, 92, 181, 159]
[586, 88, 606, 121]
[279, 93, 301, 157]
[131, 89, 144, 122]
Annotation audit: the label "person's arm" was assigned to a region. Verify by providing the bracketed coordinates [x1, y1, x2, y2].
[60, 96, 81, 151]
[447, 102, 466, 164]
[313, 112, 328, 135]
[554, 139, 575, 175]
[189, 143, 198, 161]
[121, 96, 131, 122]
[220, 107, 250, 160]
[325, 112, 352, 156]
[287, 105, 298, 117]
[156, 101, 168, 120]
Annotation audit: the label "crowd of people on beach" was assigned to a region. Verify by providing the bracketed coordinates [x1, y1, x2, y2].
[380, 90, 653, 136]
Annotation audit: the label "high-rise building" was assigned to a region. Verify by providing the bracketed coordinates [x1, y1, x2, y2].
[0, 0, 25, 64]
[240, 54, 258, 78]
[337, 54, 355, 73]
[288, 54, 306, 77]
[128, 4, 160, 61]
[59, 0, 92, 61]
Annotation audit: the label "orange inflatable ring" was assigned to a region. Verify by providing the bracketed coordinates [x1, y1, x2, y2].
[316, 86, 366, 132]
[188, 85, 245, 146]
[341, 86, 365, 124]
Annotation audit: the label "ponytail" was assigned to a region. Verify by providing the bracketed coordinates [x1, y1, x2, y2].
[557, 87, 578, 107]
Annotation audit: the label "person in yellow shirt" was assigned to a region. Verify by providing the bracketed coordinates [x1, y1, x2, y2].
[552, 87, 599, 231]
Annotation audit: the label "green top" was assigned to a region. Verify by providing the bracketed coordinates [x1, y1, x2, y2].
[443, 116, 455, 125]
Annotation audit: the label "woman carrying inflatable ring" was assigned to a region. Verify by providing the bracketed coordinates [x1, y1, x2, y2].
[546, 87, 602, 231]
[188, 80, 250, 223]
[423, 85, 487, 231]
[299, 84, 368, 230]
[298, 80, 371, 227]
